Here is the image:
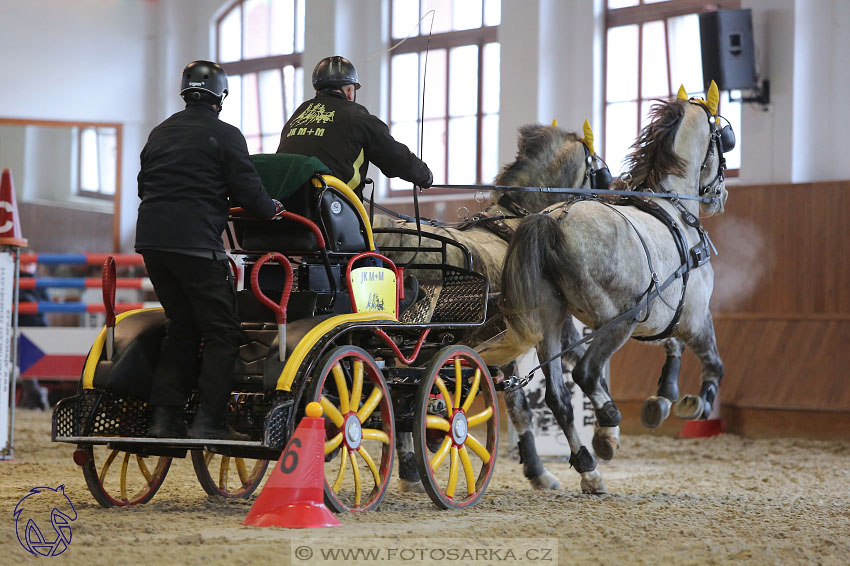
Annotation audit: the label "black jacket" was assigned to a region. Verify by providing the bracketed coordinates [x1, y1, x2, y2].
[276, 91, 431, 192]
[135, 102, 276, 252]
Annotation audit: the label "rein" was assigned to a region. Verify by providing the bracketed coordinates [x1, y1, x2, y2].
[429, 184, 715, 203]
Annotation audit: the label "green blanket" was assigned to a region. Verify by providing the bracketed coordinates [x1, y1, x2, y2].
[250, 153, 331, 201]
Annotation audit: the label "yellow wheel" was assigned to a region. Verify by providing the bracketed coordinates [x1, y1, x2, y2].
[306, 346, 395, 513]
[80, 444, 171, 507]
[414, 345, 499, 509]
[191, 450, 269, 499]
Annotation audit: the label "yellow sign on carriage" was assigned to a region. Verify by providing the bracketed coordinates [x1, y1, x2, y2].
[349, 267, 397, 318]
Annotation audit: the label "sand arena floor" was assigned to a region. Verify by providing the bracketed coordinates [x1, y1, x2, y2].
[2, 408, 849, 565]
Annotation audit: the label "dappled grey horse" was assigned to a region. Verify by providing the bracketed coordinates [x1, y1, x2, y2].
[483, 85, 732, 493]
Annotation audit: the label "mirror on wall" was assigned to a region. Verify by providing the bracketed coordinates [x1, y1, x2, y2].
[0, 118, 122, 251]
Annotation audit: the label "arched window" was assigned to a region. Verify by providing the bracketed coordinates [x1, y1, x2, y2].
[215, 0, 305, 153]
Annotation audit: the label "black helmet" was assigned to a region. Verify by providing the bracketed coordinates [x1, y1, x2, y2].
[180, 60, 228, 102]
[312, 56, 361, 91]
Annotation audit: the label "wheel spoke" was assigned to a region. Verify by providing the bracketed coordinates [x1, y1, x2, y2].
[446, 446, 459, 498]
[332, 448, 348, 492]
[136, 455, 153, 485]
[99, 449, 119, 484]
[219, 456, 230, 492]
[465, 433, 491, 464]
[467, 406, 493, 427]
[426, 415, 450, 431]
[321, 396, 345, 427]
[332, 364, 350, 414]
[434, 377, 453, 412]
[350, 360, 363, 412]
[120, 452, 130, 502]
[356, 388, 383, 422]
[357, 446, 381, 486]
[235, 458, 250, 486]
[458, 446, 476, 496]
[325, 432, 343, 455]
[361, 428, 389, 444]
[350, 450, 362, 507]
[462, 369, 481, 412]
[453, 358, 463, 409]
[430, 436, 452, 470]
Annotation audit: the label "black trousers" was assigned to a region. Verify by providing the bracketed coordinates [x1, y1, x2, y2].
[141, 250, 241, 417]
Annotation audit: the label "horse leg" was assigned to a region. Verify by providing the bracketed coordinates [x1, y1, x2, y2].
[641, 337, 685, 428]
[396, 432, 424, 493]
[674, 313, 725, 420]
[572, 320, 637, 463]
[502, 359, 562, 490]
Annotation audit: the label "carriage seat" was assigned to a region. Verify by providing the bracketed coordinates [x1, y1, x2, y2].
[233, 153, 373, 254]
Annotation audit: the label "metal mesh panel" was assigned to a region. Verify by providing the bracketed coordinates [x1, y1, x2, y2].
[52, 397, 77, 439]
[399, 283, 441, 324]
[87, 393, 153, 437]
[263, 399, 294, 449]
[430, 270, 488, 324]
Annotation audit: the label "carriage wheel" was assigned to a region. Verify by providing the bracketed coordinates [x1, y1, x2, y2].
[191, 450, 269, 499]
[414, 345, 499, 510]
[80, 444, 171, 507]
[306, 346, 395, 513]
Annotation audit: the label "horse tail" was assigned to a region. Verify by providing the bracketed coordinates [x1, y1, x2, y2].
[482, 213, 574, 366]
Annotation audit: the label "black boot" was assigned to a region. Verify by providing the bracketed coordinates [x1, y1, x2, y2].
[189, 407, 250, 441]
[148, 406, 188, 438]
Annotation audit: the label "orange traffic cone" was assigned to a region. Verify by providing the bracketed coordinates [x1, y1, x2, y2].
[243, 402, 341, 528]
[0, 168, 27, 246]
[680, 387, 725, 438]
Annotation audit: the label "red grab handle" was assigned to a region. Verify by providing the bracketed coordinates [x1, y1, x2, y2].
[229, 208, 326, 249]
[250, 252, 294, 325]
[102, 256, 116, 327]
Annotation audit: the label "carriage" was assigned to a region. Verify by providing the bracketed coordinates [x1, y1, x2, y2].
[51, 154, 501, 512]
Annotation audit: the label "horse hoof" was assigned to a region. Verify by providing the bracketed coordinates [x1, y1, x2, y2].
[641, 396, 672, 429]
[674, 395, 704, 420]
[398, 478, 425, 494]
[580, 470, 607, 495]
[592, 425, 620, 461]
[529, 471, 562, 490]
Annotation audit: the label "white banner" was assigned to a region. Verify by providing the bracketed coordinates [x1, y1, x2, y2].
[0, 252, 14, 455]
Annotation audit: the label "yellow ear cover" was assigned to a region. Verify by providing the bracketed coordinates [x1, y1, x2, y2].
[707, 80, 719, 115]
[677, 85, 689, 100]
[551, 118, 559, 127]
[582, 118, 595, 154]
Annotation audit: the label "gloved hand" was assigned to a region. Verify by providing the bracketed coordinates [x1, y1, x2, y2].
[418, 168, 433, 190]
[271, 199, 285, 217]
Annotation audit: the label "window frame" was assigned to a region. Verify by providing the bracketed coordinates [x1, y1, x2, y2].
[77, 125, 119, 200]
[387, 2, 499, 196]
[604, 0, 741, 177]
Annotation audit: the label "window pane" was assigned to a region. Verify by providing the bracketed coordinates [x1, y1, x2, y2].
[393, 0, 420, 38]
[669, 14, 703, 92]
[641, 100, 656, 130]
[391, 53, 420, 122]
[453, 0, 482, 30]
[219, 6, 242, 63]
[448, 116, 476, 183]
[221, 74, 242, 128]
[641, 21, 668, 98]
[481, 114, 499, 183]
[270, 0, 295, 55]
[295, 0, 305, 52]
[283, 65, 298, 120]
[721, 93, 741, 170]
[482, 42, 500, 114]
[80, 128, 99, 191]
[422, 0, 452, 34]
[390, 121, 421, 190]
[483, 0, 500, 26]
[98, 128, 117, 195]
[605, 101, 638, 176]
[294, 67, 304, 109]
[244, 0, 271, 59]
[259, 69, 284, 134]
[449, 45, 478, 117]
[261, 134, 279, 153]
[606, 25, 638, 102]
[421, 49, 446, 119]
[242, 73, 260, 137]
[608, 0, 638, 7]
[245, 135, 262, 154]
[422, 118, 447, 185]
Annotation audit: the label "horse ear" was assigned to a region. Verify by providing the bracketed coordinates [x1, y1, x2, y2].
[707, 80, 719, 115]
[677, 85, 688, 100]
[582, 118, 595, 154]
[551, 118, 558, 127]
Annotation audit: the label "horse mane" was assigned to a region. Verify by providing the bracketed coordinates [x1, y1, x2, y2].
[614, 99, 688, 191]
[493, 124, 584, 187]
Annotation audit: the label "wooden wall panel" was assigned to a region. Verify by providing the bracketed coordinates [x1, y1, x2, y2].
[19, 201, 113, 253]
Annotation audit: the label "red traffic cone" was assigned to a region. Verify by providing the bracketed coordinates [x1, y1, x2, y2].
[680, 387, 725, 438]
[0, 168, 27, 246]
[243, 402, 341, 528]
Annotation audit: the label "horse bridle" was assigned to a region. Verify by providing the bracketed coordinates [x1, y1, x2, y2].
[689, 100, 735, 203]
[581, 143, 613, 190]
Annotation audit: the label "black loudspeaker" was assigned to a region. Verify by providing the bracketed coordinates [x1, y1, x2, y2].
[699, 9, 757, 91]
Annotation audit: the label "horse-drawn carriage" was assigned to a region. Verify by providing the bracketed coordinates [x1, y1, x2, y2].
[51, 155, 501, 511]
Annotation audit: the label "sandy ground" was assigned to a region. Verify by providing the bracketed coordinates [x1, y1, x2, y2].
[2, 408, 849, 566]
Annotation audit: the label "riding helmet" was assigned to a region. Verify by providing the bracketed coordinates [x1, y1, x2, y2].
[180, 60, 229, 103]
[312, 56, 361, 91]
